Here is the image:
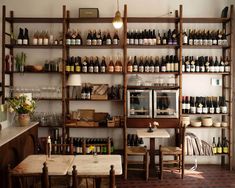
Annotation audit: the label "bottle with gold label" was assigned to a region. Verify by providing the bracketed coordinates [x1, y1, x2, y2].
[212, 137, 217, 154]
[216, 137, 222, 154]
[222, 137, 229, 154]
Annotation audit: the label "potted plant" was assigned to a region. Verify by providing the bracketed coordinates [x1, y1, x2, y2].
[8, 95, 36, 126]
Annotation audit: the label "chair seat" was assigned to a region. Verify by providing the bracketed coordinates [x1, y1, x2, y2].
[160, 146, 182, 154]
[127, 146, 147, 155]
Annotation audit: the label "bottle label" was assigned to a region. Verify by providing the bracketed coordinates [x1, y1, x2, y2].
[203, 39, 208, 46]
[144, 66, 149, 72]
[86, 39, 92, 45]
[161, 66, 166, 72]
[94, 66, 99, 73]
[127, 66, 133, 72]
[190, 65, 195, 72]
[115, 66, 121, 72]
[162, 39, 167, 45]
[82, 66, 87, 73]
[202, 107, 208, 114]
[33, 38, 38, 45]
[223, 147, 228, 153]
[133, 65, 138, 72]
[209, 107, 215, 114]
[92, 39, 97, 46]
[155, 66, 160, 73]
[134, 39, 139, 45]
[86, 92, 91, 99]
[106, 39, 112, 45]
[190, 107, 196, 114]
[23, 39, 28, 45]
[130, 39, 134, 45]
[218, 39, 223, 46]
[182, 103, 186, 111]
[174, 63, 178, 72]
[43, 38, 49, 45]
[108, 66, 114, 72]
[70, 66, 74, 72]
[100, 66, 106, 73]
[219, 66, 224, 72]
[189, 39, 193, 45]
[183, 36, 188, 44]
[139, 66, 144, 72]
[221, 106, 227, 114]
[66, 66, 70, 72]
[81, 93, 86, 99]
[17, 39, 23, 45]
[139, 39, 143, 45]
[207, 40, 212, 45]
[216, 107, 220, 114]
[223, 39, 228, 46]
[75, 66, 81, 72]
[126, 39, 130, 45]
[186, 64, 190, 72]
[196, 66, 200, 72]
[88, 66, 94, 73]
[225, 66, 230, 72]
[75, 39, 81, 45]
[196, 107, 202, 114]
[214, 66, 219, 72]
[217, 147, 222, 154]
[97, 39, 102, 45]
[113, 39, 118, 45]
[213, 147, 217, 154]
[166, 63, 171, 72]
[194, 39, 198, 45]
[212, 39, 217, 45]
[149, 66, 154, 73]
[200, 66, 205, 72]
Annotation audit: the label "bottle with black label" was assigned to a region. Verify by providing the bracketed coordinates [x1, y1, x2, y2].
[216, 137, 222, 154]
[214, 56, 220, 72]
[100, 56, 107, 73]
[185, 96, 190, 114]
[17, 28, 24, 45]
[102, 31, 107, 45]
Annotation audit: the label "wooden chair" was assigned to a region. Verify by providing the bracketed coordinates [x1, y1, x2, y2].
[159, 125, 186, 180]
[8, 162, 49, 188]
[125, 146, 149, 181]
[71, 165, 116, 188]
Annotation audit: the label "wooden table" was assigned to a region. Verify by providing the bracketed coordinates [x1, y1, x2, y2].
[12, 155, 74, 176]
[136, 128, 170, 176]
[68, 155, 122, 188]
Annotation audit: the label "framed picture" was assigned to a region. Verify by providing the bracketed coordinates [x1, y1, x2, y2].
[79, 8, 99, 18]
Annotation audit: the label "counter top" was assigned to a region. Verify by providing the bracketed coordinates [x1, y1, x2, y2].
[0, 122, 38, 147]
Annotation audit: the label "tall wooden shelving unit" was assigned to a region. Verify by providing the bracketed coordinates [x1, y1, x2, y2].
[1, 4, 233, 170]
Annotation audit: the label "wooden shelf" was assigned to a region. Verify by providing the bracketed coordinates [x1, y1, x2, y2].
[6, 71, 62, 74]
[67, 45, 122, 49]
[127, 85, 179, 90]
[187, 126, 229, 129]
[182, 45, 230, 49]
[5, 17, 63, 23]
[5, 44, 63, 49]
[65, 125, 122, 128]
[127, 17, 179, 23]
[182, 72, 230, 75]
[67, 99, 123, 102]
[66, 72, 123, 75]
[36, 98, 62, 101]
[38, 125, 64, 128]
[182, 17, 230, 23]
[182, 113, 228, 116]
[127, 72, 179, 75]
[68, 17, 113, 23]
[127, 44, 179, 49]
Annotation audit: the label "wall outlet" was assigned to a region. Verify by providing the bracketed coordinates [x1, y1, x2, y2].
[211, 78, 222, 86]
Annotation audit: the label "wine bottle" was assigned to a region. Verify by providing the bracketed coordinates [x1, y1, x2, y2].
[188, 29, 193, 45]
[75, 30, 82, 45]
[174, 55, 179, 72]
[133, 56, 138, 72]
[212, 30, 218, 45]
[219, 56, 225, 72]
[149, 56, 155, 73]
[202, 30, 207, 45]
[204, 56, 210, 72]
[220, 96, 227, 114]
[106, 31, 112, 45]
[70, 56, 75, 72]
[183, 29, 188, 45]
[202, 97, 208, 114]
[209, 97, 215, 114]
[154, 56, 160, 73]
[91, 30, 97, 46]
[196, 97, 203, 114]
[162, 32, 167, 45]
[195, 56, 200, 72]
[75, 56, 81, 72]
[134, 30, 139, 45]
[172, 29, 178, 45]
[215, 97, 220, 114]
[126, 29, 130, 45]
[222, 137, 228, 154]
[185, 96, 190, 114]
[32, 31, 39, 45]
[43, 30, 49, 45]
[190, 56, 195, 72]
[182, 56, 185, 72]
[144, 56, 150, 73]
[17, 28, 24, 45]
[138, 56, 144, 72]
[66, 57, 71, 72]
[156, 30, 161, 45]
[66, 29, 71, 45]
[222, 29, 228, 46]
[216, 137, 222, 154]
[214, 56, 219, 72]
[113, 31, 119, 45]
[100, 56, 107, 73]
[94, 56, 100, 73]
[167, 29, 173, 45]
[185, 56, 190, 72]
[212, 137, 217, 154]
[152, 29, 157, 45]
[23, 28, 29, 45]
[82, 57, 88, 73]
[114, 56, 122, 72]
[217, 30, 223, 45]
[198, 30, 203, 45]
[38, 31, 43, 45]
[127, 56, 133, 73]
[129, 30, 134, 45]
[170, 55, 174, 72]
[108, 57, 115, 72]
[182, 96, 186, 114]
[161, 56, 166, 72]
[207, 30, 213, 45]
[86, 30, 92, 45]
[81, 84, 86, 99]
[166, 55, 171, 72]
[224, 56, 230, 72]
[209, 56, 215, 72]
[102, 31, 107, 45]
[88, 56, 94, 73]
[138, 29, 143, 45]
[190, 96, 196, 114]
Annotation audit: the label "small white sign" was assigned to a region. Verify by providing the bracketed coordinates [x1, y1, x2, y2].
[211, 78, 222, 86]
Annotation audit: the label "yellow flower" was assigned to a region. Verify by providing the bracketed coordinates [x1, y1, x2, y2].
[88, 145, 95, 153]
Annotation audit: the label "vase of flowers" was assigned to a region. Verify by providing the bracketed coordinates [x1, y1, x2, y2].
[8, 95, 36, 126]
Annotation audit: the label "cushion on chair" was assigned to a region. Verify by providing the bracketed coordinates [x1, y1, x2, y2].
[160, 146, 182, 154]
[127, 146, 147, 155]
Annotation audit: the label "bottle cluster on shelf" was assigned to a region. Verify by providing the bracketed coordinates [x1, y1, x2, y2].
[127, 29, 178, 45]
[127, 55, 179, 73]
[127, 134, 144, 146]
[212, 136, 229, 154]
[66, 56, 123, 73]
[80, 83, 123, 100]
[182, 96, 228, 114]
[182, 56, 230, 73]
[72, 137, 114, 155]
[16, 28, 63, 45]
[183, 29, 228, 46]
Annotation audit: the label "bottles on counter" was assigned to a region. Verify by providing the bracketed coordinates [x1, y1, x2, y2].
[17, 28, 29, 45]
[66, 56, 123, 73]
[127, 55, 179, 73]
[72, 137, 114, 155]
[127, 134, 144, 147]
[183, 29, 228, 46]
[182, 56, 230, 73]
[126, 29, 178, 45]
[182, 96, 228, 114]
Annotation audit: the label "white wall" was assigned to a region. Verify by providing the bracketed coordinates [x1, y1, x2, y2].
[1, 0, 234, 165]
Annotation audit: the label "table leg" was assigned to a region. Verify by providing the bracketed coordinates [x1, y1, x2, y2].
[149, 138, 156, 177]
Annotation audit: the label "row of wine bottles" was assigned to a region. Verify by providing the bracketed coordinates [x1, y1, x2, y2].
[127, 134, 144, 147]
[126, 29, 178, 45]
[66, 29, 120, 46]
[182, 56, 230, 73]
[212, 137, 228, 154]
[127, 55, 179, 73]
[80, 83, 123, 100]
[66, 56, 123, 73]
[182, 96, 227, 114]
[183, 29, 228, 46]
[72, 137, 114, 154]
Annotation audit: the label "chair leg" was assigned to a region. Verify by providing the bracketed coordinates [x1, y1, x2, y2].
[160, 152, 163, 180]
[124, 156, 128, 180]
[145, 153, 149, 181]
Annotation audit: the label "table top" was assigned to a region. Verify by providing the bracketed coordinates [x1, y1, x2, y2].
[68, 155, 122, 176]
[12, 155, 74, 176]
[0, 122, 38, 147]
[136, 128, 170, 138]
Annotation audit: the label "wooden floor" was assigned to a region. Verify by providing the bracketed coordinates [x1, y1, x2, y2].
[116, 165, 235, 188]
